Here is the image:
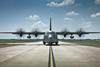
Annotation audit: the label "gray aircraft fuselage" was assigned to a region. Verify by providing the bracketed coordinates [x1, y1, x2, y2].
[43, 31, 58, 45]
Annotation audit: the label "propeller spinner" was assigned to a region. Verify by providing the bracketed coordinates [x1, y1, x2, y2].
[61, 29, 69, 37]
[32, 28, 40, 37]
[76, 28, 85, 37]
[16, 28, 25, 38]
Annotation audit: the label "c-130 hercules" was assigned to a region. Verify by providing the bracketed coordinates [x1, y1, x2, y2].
[0, 17, 100, 45]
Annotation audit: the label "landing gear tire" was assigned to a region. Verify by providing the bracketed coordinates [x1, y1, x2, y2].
[43, 42, 46, 45]
[55, 42, 58, 45]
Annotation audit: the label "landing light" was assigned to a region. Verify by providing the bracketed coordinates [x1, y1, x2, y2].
[49, 34, 52, 38]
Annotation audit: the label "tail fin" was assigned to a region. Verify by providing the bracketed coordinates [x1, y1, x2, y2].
[50, 17, 52, 31]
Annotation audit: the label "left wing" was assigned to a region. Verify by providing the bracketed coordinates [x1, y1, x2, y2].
[0, 31, 45, 38]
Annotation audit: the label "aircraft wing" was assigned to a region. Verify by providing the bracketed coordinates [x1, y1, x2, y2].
[56, 32, 100, 35]
[56, 31, 100, 37]
[0, 31, 45, 38]
[0, 32, 45, 34]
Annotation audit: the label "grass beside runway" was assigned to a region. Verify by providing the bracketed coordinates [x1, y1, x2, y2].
[0, 39, 42, 43]
[0, 39, 100, 47]
[60, 39, 100, 47]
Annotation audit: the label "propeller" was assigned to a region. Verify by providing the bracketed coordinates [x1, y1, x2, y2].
[76, 28, 85, 37]
[61, 28, 69, 37]
[16, 28, 25, 38]
[32, 28, 40, 37]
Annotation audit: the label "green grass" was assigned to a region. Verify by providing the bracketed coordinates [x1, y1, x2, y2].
[0, 39, 42, 43]
[0, 39, 100, 47]
[60, 39, 100, 47]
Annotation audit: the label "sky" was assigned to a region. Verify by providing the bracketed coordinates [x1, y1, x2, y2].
[0, 0, 100, 39]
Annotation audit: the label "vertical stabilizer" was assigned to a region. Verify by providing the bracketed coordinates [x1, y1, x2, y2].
[50, 17, 52, 31]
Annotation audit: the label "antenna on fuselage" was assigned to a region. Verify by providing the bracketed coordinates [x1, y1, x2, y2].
[50, 17, 52, 31]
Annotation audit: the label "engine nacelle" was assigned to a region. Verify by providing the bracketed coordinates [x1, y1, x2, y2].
[27, 35, 31, 39]
[78, 34, 83, 37]
[35, 34, 38, 37]
[70, 35, 74, 39]
[63, 34, 66, 37]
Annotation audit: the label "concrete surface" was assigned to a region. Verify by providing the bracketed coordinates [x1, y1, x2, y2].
[0, 41, 100, 67]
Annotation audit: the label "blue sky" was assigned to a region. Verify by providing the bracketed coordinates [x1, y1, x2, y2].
[0, 0, 100, 39]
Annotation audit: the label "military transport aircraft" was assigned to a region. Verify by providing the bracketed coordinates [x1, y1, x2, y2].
[0, 18, 100, 45]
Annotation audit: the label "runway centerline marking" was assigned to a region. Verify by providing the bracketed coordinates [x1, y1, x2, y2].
[48, 46, 56, 67]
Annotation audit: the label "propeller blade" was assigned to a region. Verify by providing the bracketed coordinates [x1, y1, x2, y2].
[32, 28, 40, 37]
[16, 28, 25, 37]
[61, 28, 69, 37]
[76, 28, 85, 37]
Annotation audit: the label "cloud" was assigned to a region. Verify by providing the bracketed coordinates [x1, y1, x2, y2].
[65, 11, 79, 16]
[64, 17, 72, 21]
[26, 15, 49, 31]
[95, 0, 100, 4]
[47, 0, 75, 7]
[32, 21, 48, 29]
[91, 12, 100, 18]
[32, 22, 49, 31]
[82, 21, 93, 28]
[26, 15, 40, 22]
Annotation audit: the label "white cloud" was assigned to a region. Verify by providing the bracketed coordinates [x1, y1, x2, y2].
[47, 0, 75, 7]
[64, 17, 72, 21]
[26, 15, 49, 31]
[32, 21, 48, 29]
[91, 12, 100, 18]
[95, 0, 100, 4]
[82, 21, 93, 28]
[32, 22, 49, 31]
[65, 11, 79, 16]
[26, 15, 40, 22]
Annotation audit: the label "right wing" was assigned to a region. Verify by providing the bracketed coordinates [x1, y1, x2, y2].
[56, 31, 100, 37]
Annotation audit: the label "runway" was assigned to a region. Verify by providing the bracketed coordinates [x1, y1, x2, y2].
[0, 41, 100, 67]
